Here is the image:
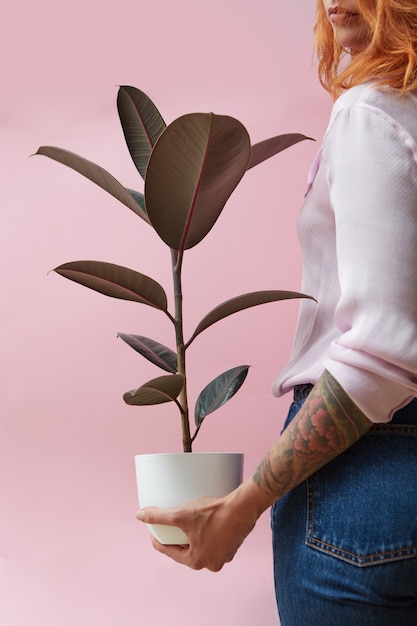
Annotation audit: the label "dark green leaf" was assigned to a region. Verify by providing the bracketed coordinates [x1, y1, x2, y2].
[145, 112, 251, 250]
[35, 146, 149, 223]
[123, 374, 184, 406]
[126, 188, 147, 216]
[117, 86, 166, 180]
[117, 333, 177, 373]
[54, 260, 168, 311]
[195, 365, 250, 427]
[248, 133, 314, 170]
[188, 290, 315, 346]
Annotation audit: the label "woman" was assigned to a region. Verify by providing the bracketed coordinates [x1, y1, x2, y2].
[136, 1, 417, 622]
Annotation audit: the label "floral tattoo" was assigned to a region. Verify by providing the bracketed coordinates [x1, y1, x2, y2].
[252, 370, 372, 500]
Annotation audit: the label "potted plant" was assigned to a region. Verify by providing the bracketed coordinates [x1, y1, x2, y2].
[36, 86, 313, 543]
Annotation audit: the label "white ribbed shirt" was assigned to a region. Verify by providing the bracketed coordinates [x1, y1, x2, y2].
[272, 82, 417, 423]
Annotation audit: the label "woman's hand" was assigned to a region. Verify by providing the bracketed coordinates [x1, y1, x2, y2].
[135, 480, 272, 572]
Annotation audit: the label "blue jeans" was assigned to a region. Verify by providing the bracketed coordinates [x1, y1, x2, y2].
[271, 390, 417, 625]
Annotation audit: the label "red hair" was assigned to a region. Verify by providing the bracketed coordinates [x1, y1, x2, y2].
[315, 0, 417, 98]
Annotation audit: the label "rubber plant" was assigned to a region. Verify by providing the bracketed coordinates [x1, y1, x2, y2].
[36, 86, 314, 452]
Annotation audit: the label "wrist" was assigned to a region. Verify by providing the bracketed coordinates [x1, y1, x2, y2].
[226, 475, 276, 522]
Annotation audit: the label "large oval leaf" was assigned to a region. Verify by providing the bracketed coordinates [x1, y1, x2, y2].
[187, 290, 315, 346]
[247, 133, 314, 170]
[195, 365, 249, 427]
[123, 374, 184, 406]
[117, 86, 166, 180]
[35, 146, 149, 223]
[145, 113, 251, 251]
[54, 261, 168, 311]
[117, 333, 177, 373]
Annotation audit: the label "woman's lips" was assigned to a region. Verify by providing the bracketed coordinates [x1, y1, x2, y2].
[329, 8, 360, 24]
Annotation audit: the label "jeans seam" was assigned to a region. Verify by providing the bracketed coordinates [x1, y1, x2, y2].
[370, 425, 417, 435]
[306, 535, 417, 567]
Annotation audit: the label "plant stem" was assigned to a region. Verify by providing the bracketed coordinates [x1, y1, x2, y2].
[171, 249, 192, 452]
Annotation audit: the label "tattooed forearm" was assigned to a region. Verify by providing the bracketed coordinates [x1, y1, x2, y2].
[252, 370, 372, 501]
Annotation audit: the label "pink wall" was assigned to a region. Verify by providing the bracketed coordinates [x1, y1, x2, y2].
[1, 1, 330, 624]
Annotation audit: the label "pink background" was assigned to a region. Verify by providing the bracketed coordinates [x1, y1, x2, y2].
[1, 1, 330, 624]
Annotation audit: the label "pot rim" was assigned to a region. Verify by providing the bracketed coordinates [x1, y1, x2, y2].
[135, 451, 244, 459]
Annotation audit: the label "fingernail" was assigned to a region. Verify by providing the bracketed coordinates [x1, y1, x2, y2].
[135, 510, 145, 521]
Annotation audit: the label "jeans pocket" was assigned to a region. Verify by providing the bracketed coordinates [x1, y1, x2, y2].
[306, 424, 417, 567]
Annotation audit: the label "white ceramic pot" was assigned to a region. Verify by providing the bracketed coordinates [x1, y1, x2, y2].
[135, 452, 244, 545]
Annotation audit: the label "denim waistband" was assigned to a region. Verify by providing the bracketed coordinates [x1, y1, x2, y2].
[293, 384, 314, 403]
[293, 384, 417, 425]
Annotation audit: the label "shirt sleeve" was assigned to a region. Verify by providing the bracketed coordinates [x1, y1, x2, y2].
[322, 103, 417, 422]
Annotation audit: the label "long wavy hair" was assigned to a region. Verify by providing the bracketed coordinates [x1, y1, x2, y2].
[315, 0, 417, 98]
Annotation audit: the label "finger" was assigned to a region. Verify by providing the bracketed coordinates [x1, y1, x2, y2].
[150, 537, 196, 567]
[135, 507, 181, 527]
[152, 536, 231, 572]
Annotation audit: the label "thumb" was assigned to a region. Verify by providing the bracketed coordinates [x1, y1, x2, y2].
[135, 506, 181, 527]
[135, 507, 157, 522]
